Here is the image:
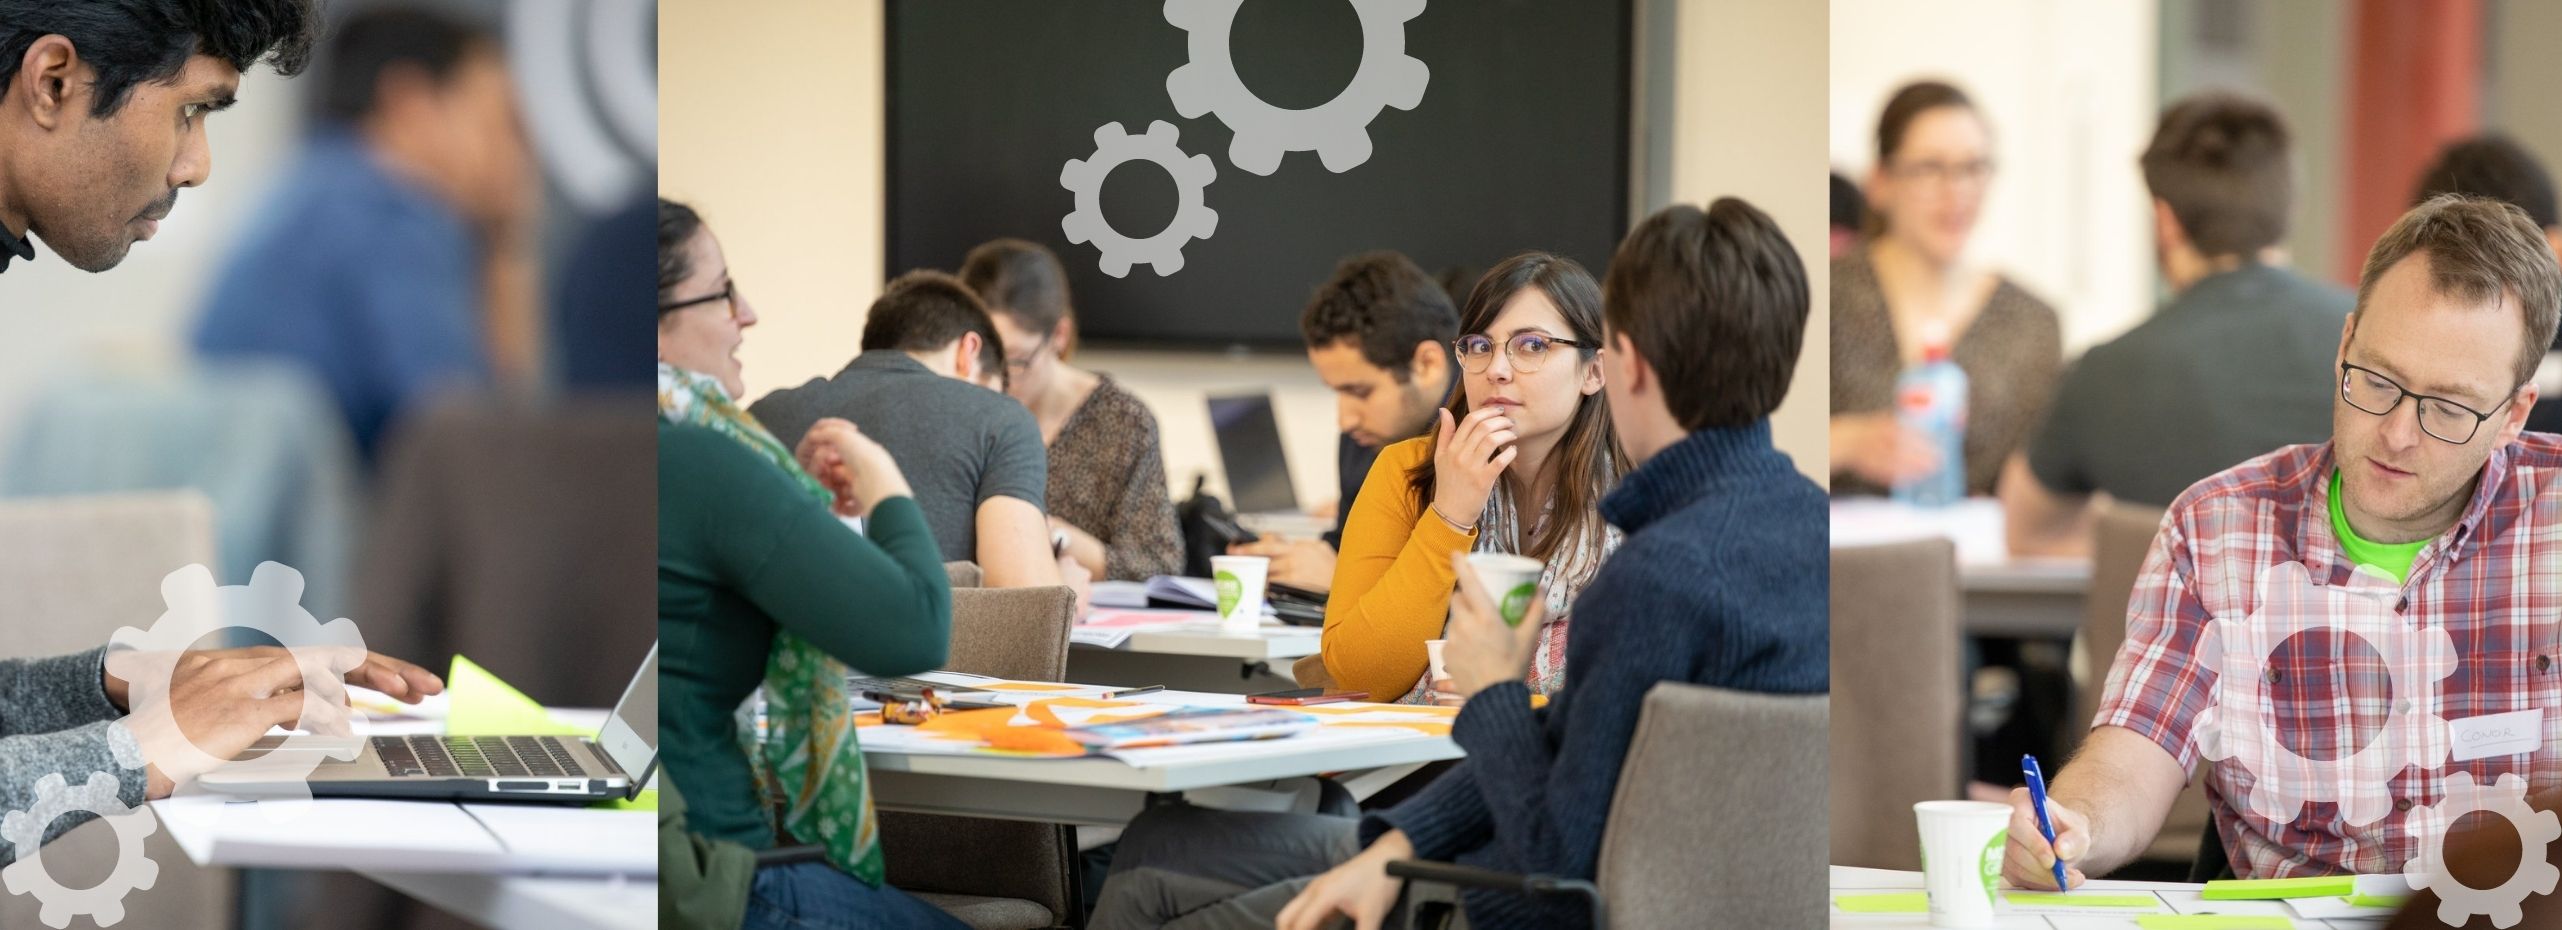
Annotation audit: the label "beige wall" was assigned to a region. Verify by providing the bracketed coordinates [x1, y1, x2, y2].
[663, 0, 1830, 500]
[659, 0, 883, 401]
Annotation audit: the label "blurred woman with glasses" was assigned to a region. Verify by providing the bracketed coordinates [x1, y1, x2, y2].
[1830, 79, 2062, 498]
[959, 238, 1184, 582]
[1322, 251, 1625, 705]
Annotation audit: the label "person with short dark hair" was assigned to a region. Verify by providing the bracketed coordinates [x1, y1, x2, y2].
[962, 238, 1183, 582]
[1087, 199, 1825, 930]
[1830, 170, 1867, 258]
[750, 271, 1068, 591]
[190, 4, 538, 460]
[2004, 92, 2355, 555]
[1227, 251, 1461, 592]
[0, 0, 317, 273]
[2412, 133, 2562, 434]
[2003, 194, 2562, 889]
[1831, 79, 2064, 497]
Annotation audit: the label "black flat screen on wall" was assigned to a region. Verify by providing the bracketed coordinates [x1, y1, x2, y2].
[886, 0, 1630, 348]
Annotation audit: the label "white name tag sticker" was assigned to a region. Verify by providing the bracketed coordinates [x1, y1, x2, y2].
[2448, 708, 2543, 762]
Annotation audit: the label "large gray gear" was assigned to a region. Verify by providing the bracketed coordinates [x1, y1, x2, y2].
[1164, 0, 1429, 175]
[2192, 561, 2456, 827]
[2403, 771, 2561, 929]
[107, 562, 369, 823]
[1060, 120, 1219, 277]
[0, 773, 159, 928]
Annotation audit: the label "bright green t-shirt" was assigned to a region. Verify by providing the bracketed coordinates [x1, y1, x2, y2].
[2328, 471, 2433, 584]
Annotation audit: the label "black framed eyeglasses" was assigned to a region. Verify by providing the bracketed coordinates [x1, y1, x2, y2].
[1005, 331, 1055, 374]
[2338, 361, 2515, 444]
[1454, 332, 1589, 374]
[659, 279, 741, 317]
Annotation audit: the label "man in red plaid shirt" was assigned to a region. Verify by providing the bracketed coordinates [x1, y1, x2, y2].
[2002, 194, 2562, 888]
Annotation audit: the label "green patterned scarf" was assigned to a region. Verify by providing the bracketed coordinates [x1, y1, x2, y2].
[658, 363, 885, 886]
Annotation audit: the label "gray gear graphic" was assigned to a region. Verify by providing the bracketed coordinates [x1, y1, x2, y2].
[108, 562, 369, 822]
[0, 773, 159, 928]
[2192, 561, 2456, 827]
[1164, 0, 1429, 175]
[2404, 771, 2561, 929]
[1060, 120, 1219, 277]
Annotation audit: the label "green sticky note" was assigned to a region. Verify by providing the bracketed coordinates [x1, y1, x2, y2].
[2201, 875, 2356, 899]
[593, 789, 658, 812]
[1833, 892, 1929, 913]
[446, 654, 590, 737]
[2135, 918, 2292, 930]
[2005, 892, 2159, 909]
[2345, 893, 2408, 908]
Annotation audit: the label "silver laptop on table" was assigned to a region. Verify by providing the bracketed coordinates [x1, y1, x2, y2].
[201, 644, 657, 804]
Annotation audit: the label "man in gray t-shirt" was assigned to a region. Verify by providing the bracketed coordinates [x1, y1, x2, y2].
[749, 271, 1063, 589]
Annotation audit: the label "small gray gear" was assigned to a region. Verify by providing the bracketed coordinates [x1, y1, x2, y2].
[2403, 771, 2561, 929]
[1164, 0, 1430, 175]
[0, 773, 159, 928]
[1059, 120, 1219, 277]
[2192, 561, 2456, 827]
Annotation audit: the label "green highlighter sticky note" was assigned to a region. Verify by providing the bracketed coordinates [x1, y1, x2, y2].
[2345, 893, 2408, 908]
[1833, 892, 1930, 913]
[2201, 875, 2356, 899]
[445, 654, 591, 737]
[2135, 917, 2293, 930]
[2005, 892, 2159, 909]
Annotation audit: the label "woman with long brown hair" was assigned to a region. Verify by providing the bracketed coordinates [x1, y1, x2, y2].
[1319, 250, 1626, 703]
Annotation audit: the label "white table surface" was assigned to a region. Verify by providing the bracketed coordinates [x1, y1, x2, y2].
[153, 707, 653, 930]
[862, 686, 1460, 825]
[1073, 617, 1322, 661]
[1828, 865, 2397, 928]
[1831, 498, 2095, 637]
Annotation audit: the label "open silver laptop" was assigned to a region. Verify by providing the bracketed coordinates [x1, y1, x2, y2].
[201, 644, 657, 804]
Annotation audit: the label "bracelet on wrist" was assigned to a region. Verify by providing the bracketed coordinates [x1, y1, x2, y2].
[1430, 502, 1478, 534]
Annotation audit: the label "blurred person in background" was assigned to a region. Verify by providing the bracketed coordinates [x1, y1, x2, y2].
[1830, 79, 2062, 497]
[191, 5, 538, 461]
[0, 0, 317, 275]
[2412, 134, 2562, 435]
[2004, 93, 2353, 556]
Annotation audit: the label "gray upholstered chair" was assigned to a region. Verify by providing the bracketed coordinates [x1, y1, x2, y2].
[2072, 503, 2214, 869]
[1828, 538, 1962, 870]
[1384, 683, 1829, 928]
[0, 491, 234, 930]
[882, 584, 1080, 930]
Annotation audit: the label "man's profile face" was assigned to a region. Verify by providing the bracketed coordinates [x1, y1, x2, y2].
[2331, 252, 2538, 535]
[23, 52, 237, 272]
[1310, 340, 1439, 447]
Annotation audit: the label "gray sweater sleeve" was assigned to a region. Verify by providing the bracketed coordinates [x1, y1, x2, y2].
[0, 647, 127, 738]
[0, 649, 151, 864]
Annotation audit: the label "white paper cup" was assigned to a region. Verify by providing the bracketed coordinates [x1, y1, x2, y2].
[1209, 555, 1268, 632]
[1464, 553, 1545, 626]
[1423, 639, 1448, 682]
[1914, 800, 2010, 928]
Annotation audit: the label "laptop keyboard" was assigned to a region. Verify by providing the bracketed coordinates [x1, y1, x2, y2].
[376, 735, 588, 779]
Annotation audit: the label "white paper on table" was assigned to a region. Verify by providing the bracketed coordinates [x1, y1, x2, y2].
[1829, 497, 2010, 566]
[2156, 889, 2298, 916]
[1090, 580, 1149, 608]
[459, 804, 655, 875]
[158, 797, 504, 872]
[1070, 628, 1139, 649]
[1102, 722, 1419, 766]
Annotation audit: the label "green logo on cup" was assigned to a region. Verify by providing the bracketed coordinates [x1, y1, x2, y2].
[1215, 571, 1243, 615]
[1979, 828, 2005, 905]
[1498, 583, 1536, 626]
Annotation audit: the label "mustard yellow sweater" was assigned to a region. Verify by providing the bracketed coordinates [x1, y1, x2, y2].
[1321, 437, 1478, 700]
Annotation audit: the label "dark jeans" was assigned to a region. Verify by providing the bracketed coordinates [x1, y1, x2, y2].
[741, 862, 970, 930]
[1087, 797, 1388, 930]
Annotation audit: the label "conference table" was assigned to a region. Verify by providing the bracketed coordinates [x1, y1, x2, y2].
[1829, 865, 2400, 927]
[1829, 497, 2094, 638]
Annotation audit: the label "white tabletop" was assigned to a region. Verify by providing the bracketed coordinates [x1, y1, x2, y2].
[1827, 866, 2398, 928]
[862, 685, 1460, 825]
[152, 707, 653, 930]
[1829, 498, 2093, 582]
[1073, 615, 1322, 661]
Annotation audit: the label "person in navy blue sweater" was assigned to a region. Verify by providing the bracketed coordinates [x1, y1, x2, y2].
[1087, 197, 1828, 930]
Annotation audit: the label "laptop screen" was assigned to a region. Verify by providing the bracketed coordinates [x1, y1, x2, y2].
[1208, 393, 1298, 514]
[596, 644, 657, 787]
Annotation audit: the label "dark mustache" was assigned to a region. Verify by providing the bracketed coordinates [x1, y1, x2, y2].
[137, 191, 178, 222]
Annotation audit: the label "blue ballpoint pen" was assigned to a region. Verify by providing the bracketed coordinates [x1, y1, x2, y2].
[2021, 754, 2069, 892]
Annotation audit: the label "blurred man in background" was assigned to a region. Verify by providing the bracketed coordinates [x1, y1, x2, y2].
[0, 0, 317, 274]
[191, 5, 538, 460]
